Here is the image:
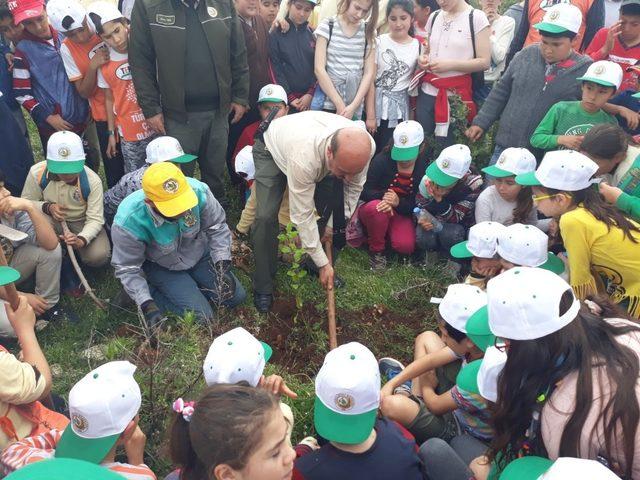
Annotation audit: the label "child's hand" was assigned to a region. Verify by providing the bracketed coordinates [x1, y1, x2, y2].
[383, 189, 399, 207]
[107, 134, 117, 159]
[46, 114, 73, 132]
[48, 203, 66, 222]
[124, 424, 147, 466]
[603, 21, 622, 56]
[425, 59, 455, 74]
[339, 103, 356, 120]
[271, 17, 289, 33]
[557, 135, 584, 150]
[298, 93, 312, 111]
[6, 295, 36, 336]
[260, 374, 298, 399]
[90, 46, 110, 70]
[22, 293, 48, 316]
[599, 182, 623, 205]
[5, 52, 14, 71]
[366, 117, 377, 135]
[617, 106, 640, 130]
[380, 381, 395, 399]
[417, 217, 433, 231]
[376, 199, 394, 215]
[465, 125, 484, 142]
[59, 232, 86, 249]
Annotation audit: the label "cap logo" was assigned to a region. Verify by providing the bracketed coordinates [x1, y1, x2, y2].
[72, 189, 81, 202]
[497, 157, 505, 165]
[334, 393, 355, 411]
[72, 413, 89, 433]
[163, 179, 179, 194]
[207, 6, 217, 17]
[594, 65, 605, 75]
[265, 87, 273, 95]
[399, 134, 409, 145]
[549, 10, 559, 20]
[441, 160, 450, 169]
[58, 146, 71, 159]
[182, 210, 196, 227]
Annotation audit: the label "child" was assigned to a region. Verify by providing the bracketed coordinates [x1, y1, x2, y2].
[103, 136, 196, 225]
[477, 147, 549, 230]
[379, 284, 493, 446]
[89, 2, 155, 174]
[21, 131, 110, 269]
[313, 0, 378, 119]
[477, 0, 514, 102]
[581, 123, 640, 220]
[466, 4, 592, 165]
[260, 0, 281, 24]
[516, 149, 640, 318]
[586, 0, 640, 93]
[269, 0, 317, 113]
[9, 0, 89, 152]
[412, 0, 438, 42]
[359, 120, 427, 270]
[450, 221, 506, 289]
[415, 144, 483, 262]
[530, 60, 621, 152]
[169, 384, 295, 480]
[293, 342, 424, 480]
[496, 223, 567, 277]
[0, 361, 155, 480]
[366, 0, 419, 150]
[234, 84, 291, 237]
[48, 0, 125, 188]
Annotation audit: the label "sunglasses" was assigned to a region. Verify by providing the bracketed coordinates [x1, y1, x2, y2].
[531, 193, 571, 203]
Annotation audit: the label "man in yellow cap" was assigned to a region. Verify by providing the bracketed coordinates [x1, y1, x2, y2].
[110, 163, 245, 327]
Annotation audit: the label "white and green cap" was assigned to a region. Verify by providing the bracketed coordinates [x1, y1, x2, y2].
[391, 120, 424, 161]
[203, 327, 273, 387]
[477, 345, 507, 402]
[486, 267, 580, 341]
[450, 221, 506, 259]
[482, 147, 536, 178]
[497, 223, 565, 275]
[500, 456, 620, 480]
[235, 145, 255, 181]
[314, 342, 380, 444]
[425, 144, 472, 187]
[46, 131, 86, 174]
[534, 3, 582, 34]
[577, 60, 623, 89]
[516, 150, 599, 191]
[435, 283, 487, 333]
[258, 84, 288, 105]
[55, 361, 141, 464]
[145, 136, 196, 164]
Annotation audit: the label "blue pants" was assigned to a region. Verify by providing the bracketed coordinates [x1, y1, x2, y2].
[415, 223, 466, 255]
[143, 254, 246, 321]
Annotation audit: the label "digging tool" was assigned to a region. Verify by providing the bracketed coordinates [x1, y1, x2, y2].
[0, 224, 27, 310]
[60, 220, 107, 310]
[324, 242, 338, 350]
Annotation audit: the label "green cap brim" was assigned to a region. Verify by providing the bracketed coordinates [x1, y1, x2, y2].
[456, 359, 482, 395]
[577, 76, 617, 88]
[466, 306, 495, 352]
[633, 92, 640, 99]
[539, 252, 565, 275]
[534, 22, 570, 34]
[391, 145, 419, 161]
[258, 98, 287, 104]
[46, 159, 85, 175]
[450, 240, 473, 259]
[499, 456, 554, 480]
[481, 165, 516, 178]
[426, 161, 458, 187]
[261, 341, 273, 362]
[6, 458, 127, 480]
[313, 397, 377, 444]
[515, 171, 542, 186]
[169, 153, 197, 164]
[55, 423, 120, 464]
[0, 266, 20, 286]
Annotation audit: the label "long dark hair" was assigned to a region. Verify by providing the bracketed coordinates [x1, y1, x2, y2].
[538, 185, 640, 243]
[512, 185, 534, 225]
[337, 0, 379, 43]
[386, 0, 415, 35]
[489, 291, 640, 477]
[169, 384, 280, 480]
[581, 124, 629, 161]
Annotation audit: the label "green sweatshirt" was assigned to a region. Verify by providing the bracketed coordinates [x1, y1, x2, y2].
[530, 100, 617, 150]
[617, 192, 640, 221]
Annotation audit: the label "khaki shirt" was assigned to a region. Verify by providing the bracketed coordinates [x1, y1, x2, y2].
[264, 111, 374, 267]
[21, 162, 105, 242]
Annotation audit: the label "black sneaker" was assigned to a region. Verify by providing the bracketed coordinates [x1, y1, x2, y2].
[254, 293, 273, 313]
[40, 304, 80, 324]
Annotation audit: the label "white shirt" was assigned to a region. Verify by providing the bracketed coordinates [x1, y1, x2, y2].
[485, 15, 515, 83]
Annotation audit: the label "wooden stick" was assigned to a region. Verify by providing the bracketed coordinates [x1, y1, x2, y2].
[0, 245, 19, 310]
[60, 221, 107, 310]
[324, 242, 338, 350]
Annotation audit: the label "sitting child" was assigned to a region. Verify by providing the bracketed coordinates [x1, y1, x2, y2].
[415, 144, 483, 263]
[530, 60, 621, 152]
[0, 361, 155, 480]
[450, 221, 506, 289]
[293, 342, 424, 480]
[378, 284, 493, 446]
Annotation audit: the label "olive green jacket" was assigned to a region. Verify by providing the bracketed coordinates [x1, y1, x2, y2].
[129, 0, 250, 121]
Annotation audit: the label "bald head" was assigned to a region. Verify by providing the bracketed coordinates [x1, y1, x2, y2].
[328, 127, 373, 181]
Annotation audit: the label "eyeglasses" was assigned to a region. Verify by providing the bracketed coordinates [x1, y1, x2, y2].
[494, 336, 509, 353]
[531, 192, 571, 203]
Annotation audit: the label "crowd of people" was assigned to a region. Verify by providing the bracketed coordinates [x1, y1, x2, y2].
[1, 0, 640, 476]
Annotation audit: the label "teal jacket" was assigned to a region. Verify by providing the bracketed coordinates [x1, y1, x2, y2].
[111, 178, 231, 306]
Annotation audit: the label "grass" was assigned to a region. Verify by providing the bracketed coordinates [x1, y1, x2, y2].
[19, 106, 469, 475]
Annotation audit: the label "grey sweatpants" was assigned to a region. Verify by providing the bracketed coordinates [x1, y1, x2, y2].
[11, 243, 62, 307]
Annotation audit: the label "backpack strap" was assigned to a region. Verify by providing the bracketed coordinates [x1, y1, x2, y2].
[429, 10, 440, 33]
[38, 165, 49, 192]
[78, 169, 91, 201]
[328, 18, 334, 44]
[469, 9, 477, 59]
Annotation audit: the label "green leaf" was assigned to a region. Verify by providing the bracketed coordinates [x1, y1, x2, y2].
[281, 246, 292, 254]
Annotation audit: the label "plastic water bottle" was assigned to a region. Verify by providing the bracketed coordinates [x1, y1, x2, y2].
[413, 207, 443, 233]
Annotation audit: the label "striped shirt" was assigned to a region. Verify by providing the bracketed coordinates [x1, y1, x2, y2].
[315, 16, 368, 111]
[0, 429, 156, 480]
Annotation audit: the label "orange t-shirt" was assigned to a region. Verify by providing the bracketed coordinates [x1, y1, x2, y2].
[97, 49, 153, 142]
[60, 35, 108, 122]
[524, 0, 594, 50]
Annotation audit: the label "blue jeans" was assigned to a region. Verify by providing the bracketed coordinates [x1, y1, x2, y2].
[143, 254, 246, 321]
[419, 436, 489, 480]
[415, 223, 466, 255]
